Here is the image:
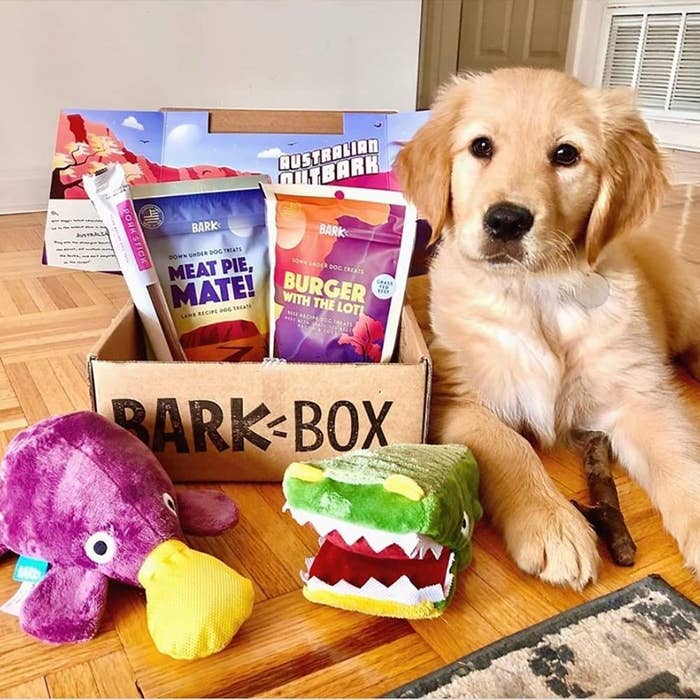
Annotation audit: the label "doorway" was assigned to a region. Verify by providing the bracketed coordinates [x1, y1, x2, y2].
[418, 0, 574, 108]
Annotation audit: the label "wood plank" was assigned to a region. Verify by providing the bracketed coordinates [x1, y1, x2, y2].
[675, 577, 700, 602]
[218, 483, 314, 599]
[4, 279, 40, 315]
[69, 352, 90, 384]
[0, 677, 49, 699]
[259, 482, 322, 553]
[472, 525, 590, 611]
[0, 282, 21, 318]
[3, 362, 50, 423]
[61, 273, 114, 309]
[48, 355, 91, 411]
[260, 634, 442, 698]
[0, 428, 22, 454]
[89, 273, 129, 311]
[5, 360, 76, 422]
[0, 361, 26, 432]
[46, 662, 100, 699]
[582, 528, 697, 602]
[89, 651, 141, 698]
[0, 305, 117, 363]
[0, 216, 44, 254]
[0, 248, 75, 282]
[0, 251, 77, 282]
[457, 571, 555, 638]
[410, 545, 502, 663]
[38, 276, 76, 311]
[112, 586, 412, 698]
[0, 628, 122, 691]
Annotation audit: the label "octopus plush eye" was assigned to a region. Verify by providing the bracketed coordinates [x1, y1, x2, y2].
[162, 492, 177, 515]
[84, 531, 116, 564]
[461, 512, 470, 537]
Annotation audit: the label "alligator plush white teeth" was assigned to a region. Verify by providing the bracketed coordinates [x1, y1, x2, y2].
[291, 502, 456, 612]
[301, 534, 455, 608]
[416, 541, 445, 560]
[304, 571, 454, 607]
[288, 507, 443, 559]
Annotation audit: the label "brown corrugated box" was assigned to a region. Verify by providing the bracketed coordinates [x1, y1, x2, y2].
[86, 108, 431, 482]
[88, 303, 431, 481]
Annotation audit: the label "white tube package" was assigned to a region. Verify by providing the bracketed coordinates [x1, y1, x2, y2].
[83, 165, 186, 361]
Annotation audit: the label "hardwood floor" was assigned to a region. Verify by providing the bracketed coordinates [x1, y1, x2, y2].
[1, 178, 700, 697]
[667, 148, 700, 186]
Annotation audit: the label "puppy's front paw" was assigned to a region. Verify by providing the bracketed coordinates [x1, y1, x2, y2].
[504, 498, 600, 590]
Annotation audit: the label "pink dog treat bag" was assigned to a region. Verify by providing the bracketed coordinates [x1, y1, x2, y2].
[263, 184, 416, 363]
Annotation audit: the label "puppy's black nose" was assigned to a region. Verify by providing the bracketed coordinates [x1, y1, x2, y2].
[484, 202, 534, 241]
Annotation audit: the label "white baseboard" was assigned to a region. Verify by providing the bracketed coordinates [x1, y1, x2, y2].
[0, 169, 48, 214]
[646, 117, 700, 153]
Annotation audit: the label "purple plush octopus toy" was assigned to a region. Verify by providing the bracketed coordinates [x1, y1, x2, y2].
[0, 411, 254, 660]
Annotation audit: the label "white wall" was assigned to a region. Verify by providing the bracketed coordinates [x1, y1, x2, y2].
[0, 0, 422, 214]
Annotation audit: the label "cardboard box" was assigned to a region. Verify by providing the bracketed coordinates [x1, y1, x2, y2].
[88, 303, 432, 482]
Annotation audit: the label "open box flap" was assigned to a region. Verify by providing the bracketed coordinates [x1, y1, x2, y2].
[89, 303, 144, 362]
[45, 107, 430, 272]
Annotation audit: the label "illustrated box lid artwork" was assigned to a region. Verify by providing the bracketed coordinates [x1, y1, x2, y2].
[45, 108, 430, 273]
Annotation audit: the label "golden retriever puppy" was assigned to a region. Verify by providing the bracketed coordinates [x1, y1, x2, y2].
[395, 67, 700, 590]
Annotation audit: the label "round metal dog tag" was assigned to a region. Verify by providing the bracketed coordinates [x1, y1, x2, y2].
[572, 272, 610, 309]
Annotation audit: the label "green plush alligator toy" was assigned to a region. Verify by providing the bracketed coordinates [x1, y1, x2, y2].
[282, 444, 481, 619]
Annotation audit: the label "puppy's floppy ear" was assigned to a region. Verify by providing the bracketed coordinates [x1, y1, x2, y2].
[585, 88, 668, 264]
[394, 80, 465, 244]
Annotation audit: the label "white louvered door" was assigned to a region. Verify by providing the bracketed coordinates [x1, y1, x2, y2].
[598, 4, 700, 119]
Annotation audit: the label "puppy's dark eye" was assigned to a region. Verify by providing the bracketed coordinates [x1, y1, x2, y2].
[471, 137, 493, 159]
[551, 143, 580, 167]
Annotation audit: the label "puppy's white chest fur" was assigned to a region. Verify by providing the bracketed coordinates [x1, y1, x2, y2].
[430, 249, 654, 446]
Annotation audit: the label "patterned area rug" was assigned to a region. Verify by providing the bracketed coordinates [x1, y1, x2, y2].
[388, 576, 700, 698]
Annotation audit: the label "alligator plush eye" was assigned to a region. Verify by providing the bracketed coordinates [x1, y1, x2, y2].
[460, 512, 470, 537]
[163, 492, 177, 515]
[383, 474, 424, 501]
[84, 531, 116, 564]
[551, 143, 580, 167]
[471, 137, 493, 159]
[287, 462, 325, 482]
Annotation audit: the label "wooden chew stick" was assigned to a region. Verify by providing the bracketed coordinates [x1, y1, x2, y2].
[571, 430, 637, 566]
